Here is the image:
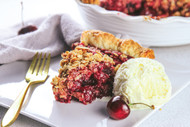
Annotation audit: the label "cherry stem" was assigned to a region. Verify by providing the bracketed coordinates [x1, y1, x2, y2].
[21, 1, 24, 26]
[128, 103, 155, 109]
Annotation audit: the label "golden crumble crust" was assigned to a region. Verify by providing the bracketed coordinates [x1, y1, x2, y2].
[58, 46, 115, 77]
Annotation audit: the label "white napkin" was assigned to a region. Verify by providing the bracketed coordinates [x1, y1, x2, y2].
[0, 14, 84, 64]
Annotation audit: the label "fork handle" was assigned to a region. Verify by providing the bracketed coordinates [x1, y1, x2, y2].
[1, 82, 33, 127]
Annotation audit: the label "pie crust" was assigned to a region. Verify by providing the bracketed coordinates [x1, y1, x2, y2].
[81, 30, 155, 59]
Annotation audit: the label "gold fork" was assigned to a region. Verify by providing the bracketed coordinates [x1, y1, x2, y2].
[1, 52, 51, 127]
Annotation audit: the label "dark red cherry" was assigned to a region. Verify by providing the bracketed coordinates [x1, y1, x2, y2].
[107, 95, 130, 120]
[18, 2, 38, 35]
[18, 25, 37, 35]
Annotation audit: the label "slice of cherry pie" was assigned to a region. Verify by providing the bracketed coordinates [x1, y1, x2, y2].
[51, 30, 155, 104]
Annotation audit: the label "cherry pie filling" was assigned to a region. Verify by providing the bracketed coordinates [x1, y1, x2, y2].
[99, 0, 190, 18]
[51, 42, 132, 104]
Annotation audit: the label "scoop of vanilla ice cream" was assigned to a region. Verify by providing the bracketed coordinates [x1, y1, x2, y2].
[113, 58, 171, 109]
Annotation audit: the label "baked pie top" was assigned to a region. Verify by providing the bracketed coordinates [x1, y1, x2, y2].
[81, 0, 190, 18]
[51, 30, 155, 104]
[81, 30, 155, 59]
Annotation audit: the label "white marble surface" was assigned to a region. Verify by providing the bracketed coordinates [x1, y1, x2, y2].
[0, 0, 190, 127]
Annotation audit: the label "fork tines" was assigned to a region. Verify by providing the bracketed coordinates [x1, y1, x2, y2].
[25, 52, 51, 82]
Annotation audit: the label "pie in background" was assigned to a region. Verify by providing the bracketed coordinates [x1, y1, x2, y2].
[81, 0, 190, 18]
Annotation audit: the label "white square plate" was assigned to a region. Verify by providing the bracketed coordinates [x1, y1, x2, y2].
[0, 47, 190, 127]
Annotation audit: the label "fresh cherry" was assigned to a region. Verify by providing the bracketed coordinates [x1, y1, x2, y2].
[107, 95, 155, 120]
[18, 1, 37, 35]
[107, 95, 130, 120]
[18, 25, 37, 35]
